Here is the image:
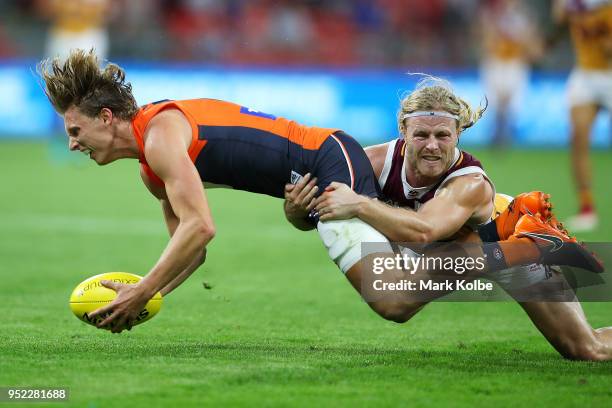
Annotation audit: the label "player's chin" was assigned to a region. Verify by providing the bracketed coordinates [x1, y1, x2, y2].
[94, 155, 114, 166]
[418, 161, 445, 177]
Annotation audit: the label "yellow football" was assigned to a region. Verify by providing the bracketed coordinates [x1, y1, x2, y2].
[69, 272, 163, 328]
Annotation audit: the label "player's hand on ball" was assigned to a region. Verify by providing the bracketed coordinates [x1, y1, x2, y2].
[88, 280, 152, 333]
[315, 182, 367, 221]
[70, 272, 163, 332]
[284, 173, 318, 219]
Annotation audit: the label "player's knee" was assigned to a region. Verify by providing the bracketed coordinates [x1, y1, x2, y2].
[373, 301, 422, 324]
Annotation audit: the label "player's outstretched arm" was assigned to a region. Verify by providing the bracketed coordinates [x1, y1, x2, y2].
[316, 174, 493, 242]
[138, 111, 216, 297]
[91, 110, 215, 332]
[140, 171, 207, 296]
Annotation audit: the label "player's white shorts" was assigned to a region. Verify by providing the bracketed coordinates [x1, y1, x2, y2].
[567, 68, 612, 110]
[481, 58, 529, 110]
[317, 218, 392, 274]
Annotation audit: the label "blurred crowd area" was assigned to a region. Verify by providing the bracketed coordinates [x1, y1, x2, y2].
[0, 0, 572, 69]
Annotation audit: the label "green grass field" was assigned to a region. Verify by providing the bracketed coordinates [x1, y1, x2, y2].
[1, 142, 611, 407]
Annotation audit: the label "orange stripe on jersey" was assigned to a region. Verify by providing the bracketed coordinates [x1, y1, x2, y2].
[454, 152, 464, 168]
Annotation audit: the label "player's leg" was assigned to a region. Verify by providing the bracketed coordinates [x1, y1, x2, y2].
[482, 58, 507, 147]
[490, 193, 610, 360]
[506, 272, 612, 361]
[493, 94, 511, 147]
[319, 192, 602, 322]
[565, 69, 600, 231]
[495, 60, 527, 148]
[569, 103, 598, 227]
[521, 301, 612, 360]
[345, 253, 427, 323]
[316, 216, 429, 323]
[320, 214, 581, 324]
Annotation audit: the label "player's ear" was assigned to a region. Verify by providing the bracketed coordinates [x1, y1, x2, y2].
[99, 107, 113, 125]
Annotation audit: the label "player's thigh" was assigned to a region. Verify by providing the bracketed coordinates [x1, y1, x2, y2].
[567, 70, 601, 136]
[316, 218, 426, 320]
[570, 104, 599, 138]
[345, 255, 428, 322]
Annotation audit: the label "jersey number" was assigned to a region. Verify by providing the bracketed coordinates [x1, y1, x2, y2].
[239, 106, 276, 120]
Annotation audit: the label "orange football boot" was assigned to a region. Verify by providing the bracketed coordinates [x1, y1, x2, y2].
[512, 213, 604, 273]
[496, 192, 554, 240]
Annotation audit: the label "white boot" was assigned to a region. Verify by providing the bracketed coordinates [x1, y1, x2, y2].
[565, 212, 599, 233]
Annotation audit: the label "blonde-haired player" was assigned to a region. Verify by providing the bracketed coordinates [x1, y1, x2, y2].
[553, 0, 612, 231]
[285, 78, 606, 361]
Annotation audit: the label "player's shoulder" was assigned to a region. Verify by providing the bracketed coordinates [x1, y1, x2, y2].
[442, 172, 493, 205]
[365, 141, 395, 178]
[147, 107, 189, 129]
[457, 149, 483, 168]
[144, 108, 192, 149]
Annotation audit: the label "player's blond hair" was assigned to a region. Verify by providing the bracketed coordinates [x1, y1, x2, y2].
[398, 75, 487, 134]
[38, 49, 138, 120]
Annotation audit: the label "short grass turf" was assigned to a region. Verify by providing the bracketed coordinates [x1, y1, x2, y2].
[1, 142, 611, 407]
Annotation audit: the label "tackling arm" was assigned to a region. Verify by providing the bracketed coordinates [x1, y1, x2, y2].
[318, 174, 493, 242]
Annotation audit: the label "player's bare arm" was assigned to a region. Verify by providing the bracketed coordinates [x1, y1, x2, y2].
[140, 166, 207, 296]
[91, 110, 215, 331]
[316, 173, 493, 242]
[138, 110, 215, 293]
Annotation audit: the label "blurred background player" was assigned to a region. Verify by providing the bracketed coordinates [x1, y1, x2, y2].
[553, 0, 612, 232]
[36, 0, 112, 60]
[35, 0, 114, 162]
[478, 0, 543, 147]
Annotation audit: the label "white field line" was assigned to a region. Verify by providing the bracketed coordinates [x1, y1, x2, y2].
[1, 213, 167, 236]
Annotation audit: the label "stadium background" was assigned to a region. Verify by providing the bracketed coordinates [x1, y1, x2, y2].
[1, 1, 612, 407]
